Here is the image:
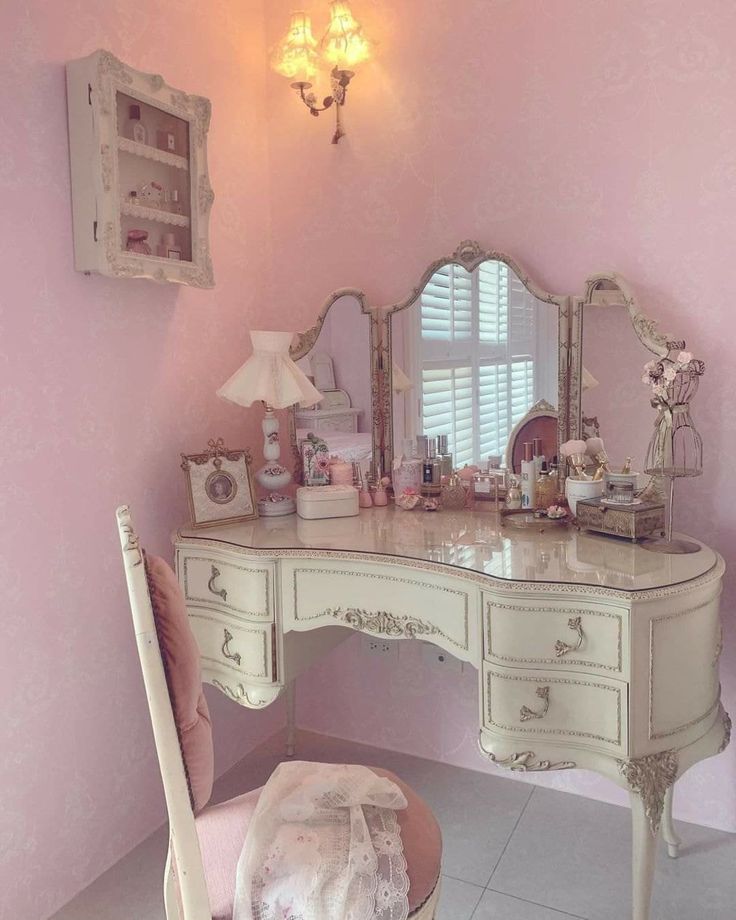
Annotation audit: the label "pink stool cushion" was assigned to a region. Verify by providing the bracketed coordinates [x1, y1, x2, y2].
[145, 554, 214, 813]
[195, 768, 442, 920]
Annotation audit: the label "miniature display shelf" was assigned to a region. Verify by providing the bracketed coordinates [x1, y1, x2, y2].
[66, 50, 214, 287]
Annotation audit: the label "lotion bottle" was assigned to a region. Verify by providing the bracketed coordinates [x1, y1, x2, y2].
[521, 441, 537, 510]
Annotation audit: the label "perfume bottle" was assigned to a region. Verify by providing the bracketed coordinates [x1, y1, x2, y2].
[125, 104, 147, 145]
[505, 476, 522, 510]
[437, 434, 454, 478]
[520, 442, 537, 509]
[533, 437, 545, 476]
[535, 460, 557, 509]
[422, 437, 442, 494]
[441, 474, 467, 510]
[472, 467, 494, 504]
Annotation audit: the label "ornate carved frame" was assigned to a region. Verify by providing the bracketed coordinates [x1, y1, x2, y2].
[381, 240, 572, 474]
[569, 273, 685, 441]
[288, 242, 685, 480]
[288, 289, 383, 481]
[83, 50, 214, 287]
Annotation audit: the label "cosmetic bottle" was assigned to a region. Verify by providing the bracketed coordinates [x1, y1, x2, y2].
[422, 438, 442, 494]
[535, 460, 556, 510]
[437, 434, 454, 478]
[441, 474, 467, 510]
[125, 104, 147, 145]
[533, 437, 545, 476]
[520, 442, 537, 510]
[505, 476, 522, 510]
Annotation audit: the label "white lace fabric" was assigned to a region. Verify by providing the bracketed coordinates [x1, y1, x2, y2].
[233, 761, 410, 920]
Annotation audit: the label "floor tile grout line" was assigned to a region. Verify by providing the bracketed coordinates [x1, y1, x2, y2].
[440, 872, 485, 891]
[481, 784, 537, 889]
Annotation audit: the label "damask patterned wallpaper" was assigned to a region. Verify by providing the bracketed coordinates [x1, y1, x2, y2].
[0, 4, 282, 920]
[261, 0, 736, 832]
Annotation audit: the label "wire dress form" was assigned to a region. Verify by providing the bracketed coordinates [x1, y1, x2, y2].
[642, 362, 704, 554]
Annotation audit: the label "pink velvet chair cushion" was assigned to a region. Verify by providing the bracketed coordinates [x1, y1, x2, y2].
[145, 554, 214, 813]
[195, 768, 441, 920]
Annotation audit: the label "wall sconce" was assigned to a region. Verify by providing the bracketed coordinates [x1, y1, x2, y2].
[271, 2, 373, 144]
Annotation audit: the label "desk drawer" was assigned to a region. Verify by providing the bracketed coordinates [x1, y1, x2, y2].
[484, 595, 627, 677]
[281, 559, 479, 663]
[189, 609, 275, 683]
[483, 662, 627, 755]
[177, 549, 273, 621]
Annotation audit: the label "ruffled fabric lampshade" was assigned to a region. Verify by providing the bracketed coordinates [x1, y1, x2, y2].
[217, 331, 323, 409]
[217, 332, 322, 516]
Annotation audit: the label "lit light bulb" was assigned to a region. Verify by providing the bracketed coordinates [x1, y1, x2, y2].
[320, 1, 373, 71]
[272, 11, 320, 85]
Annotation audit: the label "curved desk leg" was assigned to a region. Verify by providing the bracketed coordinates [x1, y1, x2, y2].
[661, 786, 681, 859]
[631, 792, 659, 920]
[286, 681, 296, 758]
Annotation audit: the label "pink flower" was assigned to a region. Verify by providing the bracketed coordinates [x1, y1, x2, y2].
[677, 350, 693, 365]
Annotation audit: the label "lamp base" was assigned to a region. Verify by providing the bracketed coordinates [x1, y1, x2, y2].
[640, 537, 702, 555]
[258, 493, 295, 517]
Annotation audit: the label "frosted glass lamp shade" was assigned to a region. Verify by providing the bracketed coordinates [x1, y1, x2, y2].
[217, 331, 323, 410]
[320, 1, 373, 70]
[271, 11, 320, 85]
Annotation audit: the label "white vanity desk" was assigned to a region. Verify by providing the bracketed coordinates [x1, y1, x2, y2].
[175, 507, 729, 920]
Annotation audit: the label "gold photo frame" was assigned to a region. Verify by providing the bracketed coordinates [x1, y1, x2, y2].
[181, 438, 258, 529]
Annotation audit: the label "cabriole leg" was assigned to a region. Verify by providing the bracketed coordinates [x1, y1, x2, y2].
[286, 681, 296, 757]
[630, 792, 659, 920]
[661, 785, 681, 858]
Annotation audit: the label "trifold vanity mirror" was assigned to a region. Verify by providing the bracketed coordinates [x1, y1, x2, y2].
[288, 240, 678, 492]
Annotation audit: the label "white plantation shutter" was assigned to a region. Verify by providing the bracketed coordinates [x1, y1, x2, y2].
[415, 261, 544, 466]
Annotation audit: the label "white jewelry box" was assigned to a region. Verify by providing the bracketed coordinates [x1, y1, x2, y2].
[296, 485, 360, 520]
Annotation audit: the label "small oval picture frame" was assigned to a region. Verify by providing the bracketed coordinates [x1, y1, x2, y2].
[205, 469, 237, 504]
[181, 438, 257, 528]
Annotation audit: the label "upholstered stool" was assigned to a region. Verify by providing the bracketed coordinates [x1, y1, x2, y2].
[117, 505, 442, 920]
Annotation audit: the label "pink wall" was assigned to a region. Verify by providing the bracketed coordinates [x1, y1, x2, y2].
[4, 4, 736, 919]
[0, 5, 283, 920]
[262, 0, 736, 831]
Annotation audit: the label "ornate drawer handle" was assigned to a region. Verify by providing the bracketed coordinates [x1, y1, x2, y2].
[555, 616, 584, 657]
[520, 686, 550, 722]
[221, 629, 242, 666]
[208, 565, 227, 602]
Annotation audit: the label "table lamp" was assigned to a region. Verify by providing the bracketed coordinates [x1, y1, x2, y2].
[217, 331, 323, 516]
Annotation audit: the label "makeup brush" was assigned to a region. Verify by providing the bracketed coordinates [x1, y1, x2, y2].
[560, 439, 590, 479]
[585, 437, 611, 481]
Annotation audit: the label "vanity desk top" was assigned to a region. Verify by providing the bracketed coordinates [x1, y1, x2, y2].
[178, 507, 718, 594]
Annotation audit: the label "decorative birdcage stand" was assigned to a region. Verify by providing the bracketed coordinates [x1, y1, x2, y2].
[641, 361, 704, 554]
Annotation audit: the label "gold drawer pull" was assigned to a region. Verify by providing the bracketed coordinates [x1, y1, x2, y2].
[520, 686, 550, 722]
[221, 629, 242, 666]
[555, 616, 584, 657]
[208, 565, 227, 602]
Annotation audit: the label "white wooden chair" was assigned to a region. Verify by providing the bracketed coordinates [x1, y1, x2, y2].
[117, 505, 442, 920]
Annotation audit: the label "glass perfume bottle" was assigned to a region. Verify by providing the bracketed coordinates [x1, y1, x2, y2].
[441, 474, 467, 510]
[437, 434, 454, 478]
[535, 460, 557, 509]
[505, 476, 522, 510]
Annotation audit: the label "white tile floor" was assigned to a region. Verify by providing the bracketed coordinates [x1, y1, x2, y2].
[51, 730, 736, 920]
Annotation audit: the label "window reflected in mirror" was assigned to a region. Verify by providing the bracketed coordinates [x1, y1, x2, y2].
[392, 259, 559, 468]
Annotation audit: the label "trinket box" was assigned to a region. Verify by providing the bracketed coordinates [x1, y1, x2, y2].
[575, 497, 665, 543]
